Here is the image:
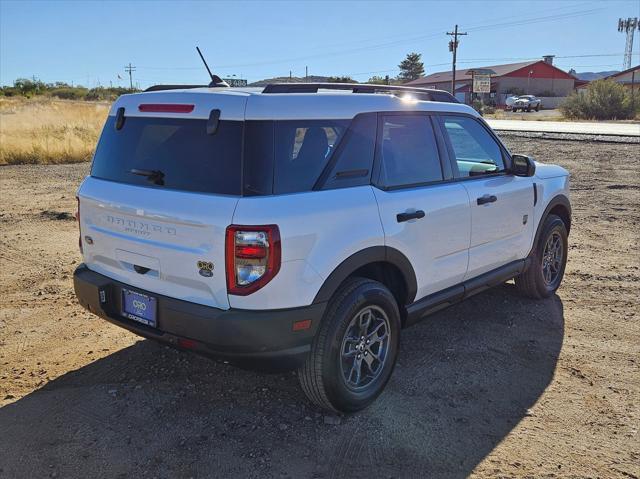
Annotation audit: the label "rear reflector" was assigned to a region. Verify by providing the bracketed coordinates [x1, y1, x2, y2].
[292, 319, 312, 331]
[177, 338, 198, 349]
[138, 104, 195, 113]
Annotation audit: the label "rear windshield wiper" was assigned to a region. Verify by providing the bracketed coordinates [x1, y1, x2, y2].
[129, 168, 165, 186]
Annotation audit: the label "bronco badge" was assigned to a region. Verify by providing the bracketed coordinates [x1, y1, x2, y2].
[197, 260, 214, 277]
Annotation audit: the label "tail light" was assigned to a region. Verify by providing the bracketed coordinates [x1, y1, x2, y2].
[76, 196, 82, 254]
[225, 225, 280, 295]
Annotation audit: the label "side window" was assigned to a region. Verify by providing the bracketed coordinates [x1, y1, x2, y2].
[442, 116, 505, 178]
[321, 113, 377, 190]
[274, 120, 348, 194]
[379, 115, 443, 188]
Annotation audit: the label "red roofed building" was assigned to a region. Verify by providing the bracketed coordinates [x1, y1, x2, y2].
[405, 56, 578, 106]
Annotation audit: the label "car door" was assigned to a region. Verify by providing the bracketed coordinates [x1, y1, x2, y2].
[372, 112, 471, 301]
[437, 114, 535, 279]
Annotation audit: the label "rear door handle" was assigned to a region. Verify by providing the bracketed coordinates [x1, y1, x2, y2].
[397, 210, 425, 223]
[477, 195, 497, 205]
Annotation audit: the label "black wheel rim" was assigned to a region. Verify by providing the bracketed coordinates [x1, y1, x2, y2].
[340, 305, 391, 391]
[542, 231, 563, 287]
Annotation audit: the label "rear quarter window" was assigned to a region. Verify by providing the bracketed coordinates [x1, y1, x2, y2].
[91, 116, 243, 195]
[273, 120, 348, 194]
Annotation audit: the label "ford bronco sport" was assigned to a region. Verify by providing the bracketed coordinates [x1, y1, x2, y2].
[74, 82, 571, 413]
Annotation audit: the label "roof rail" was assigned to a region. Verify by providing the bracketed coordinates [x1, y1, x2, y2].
[262, 83, 459, 103]
[144, 84, 209, 92]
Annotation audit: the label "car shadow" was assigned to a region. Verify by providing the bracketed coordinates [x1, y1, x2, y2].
[0, 283, 564, 479]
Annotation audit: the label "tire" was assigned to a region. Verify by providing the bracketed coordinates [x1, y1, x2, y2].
[535, 104, 540, 112]
[516, 214, 568, 299]
[526, 106, 532, 112]
[298, 277, 401, 413]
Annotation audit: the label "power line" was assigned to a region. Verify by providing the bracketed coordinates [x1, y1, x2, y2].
[141, 6, 606, 71]
[124, 63, 136, 90]
[447, 25, 468, 95]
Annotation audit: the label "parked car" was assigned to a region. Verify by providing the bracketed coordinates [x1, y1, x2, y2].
[505, 95, 520, 108]
[511, 95, 542, 112]
[74, 83, 571, 413]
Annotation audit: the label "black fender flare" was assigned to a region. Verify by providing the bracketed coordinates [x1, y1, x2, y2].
[529, 194, 571, 257]
[312, 246, 417, 305]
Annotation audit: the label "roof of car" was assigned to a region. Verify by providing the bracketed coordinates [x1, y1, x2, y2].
[111, 86, 478, 121]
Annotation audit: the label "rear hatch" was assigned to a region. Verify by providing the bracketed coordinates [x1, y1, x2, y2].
[78, 91, 248, 310]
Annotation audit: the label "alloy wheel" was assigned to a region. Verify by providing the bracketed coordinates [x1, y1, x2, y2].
[542, 231, 563, 287]
[339, 305, 391, 391]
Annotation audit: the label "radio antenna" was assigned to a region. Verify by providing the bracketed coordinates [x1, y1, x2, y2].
[196, 47, 229, 87]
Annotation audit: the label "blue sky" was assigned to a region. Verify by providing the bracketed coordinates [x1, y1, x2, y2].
[1, 0, 638, 88]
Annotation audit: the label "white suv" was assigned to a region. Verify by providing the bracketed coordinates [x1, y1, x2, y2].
[74, 83, 571, 413]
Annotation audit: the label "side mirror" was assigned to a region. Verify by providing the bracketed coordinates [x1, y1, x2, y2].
[511, 154, 536, 177]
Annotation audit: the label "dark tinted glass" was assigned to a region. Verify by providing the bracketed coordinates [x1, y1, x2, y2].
[91, 116, 243, 195]
[429, 91, 458, 103]
[243, 121, 274, 196]
[380, 115, 443, 188]
[273, 120, 348, 194]
[321, 113, 376, 190]
[442, 116, 505, 178]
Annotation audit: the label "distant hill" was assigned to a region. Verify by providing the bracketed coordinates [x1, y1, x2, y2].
[248, 75, 330, 87]
[575, 71, 619, 81]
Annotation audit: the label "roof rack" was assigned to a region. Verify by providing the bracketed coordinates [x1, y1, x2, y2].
[145, 84, 209, 92]
[262, 83, 459, 103]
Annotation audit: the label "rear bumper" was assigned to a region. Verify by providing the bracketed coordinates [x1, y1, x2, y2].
[73, 264, 325, 369]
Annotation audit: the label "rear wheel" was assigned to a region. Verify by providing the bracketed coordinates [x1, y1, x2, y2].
[516, 214, 568, 298]
[535, 104, 540, 112]
[298, 277, 400, 413]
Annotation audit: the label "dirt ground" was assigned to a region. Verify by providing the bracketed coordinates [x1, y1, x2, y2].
[0, 136, 638, 479]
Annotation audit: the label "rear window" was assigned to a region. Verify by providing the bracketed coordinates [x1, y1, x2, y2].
[91, 116, 243, 195]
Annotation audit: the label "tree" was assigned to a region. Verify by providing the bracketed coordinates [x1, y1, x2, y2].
[367, 75, 389, 85]
[14, 78, 45, 97]
[397, 53, 425, 82]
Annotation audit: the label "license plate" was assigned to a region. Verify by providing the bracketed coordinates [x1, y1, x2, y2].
[122, 289, 157, 327]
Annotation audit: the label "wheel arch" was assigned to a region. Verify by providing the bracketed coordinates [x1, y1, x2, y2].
[312, 246, 418, 310]
[531, 194, 571, 256]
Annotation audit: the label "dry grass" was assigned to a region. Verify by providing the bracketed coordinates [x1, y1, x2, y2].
[0, 97, 110, 165]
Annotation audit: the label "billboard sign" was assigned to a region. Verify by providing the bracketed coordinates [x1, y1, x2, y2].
[224, 78, 248, 87]
[473, 74, 491, 93]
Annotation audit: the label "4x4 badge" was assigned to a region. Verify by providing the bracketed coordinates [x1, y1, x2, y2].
[197, 260, 214, 277]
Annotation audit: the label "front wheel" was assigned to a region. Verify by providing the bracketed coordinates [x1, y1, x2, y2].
[298, 277, 401, 413]
[516, 214, 568, 299]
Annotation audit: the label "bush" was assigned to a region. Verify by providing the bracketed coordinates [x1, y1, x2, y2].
[560, 80, 637, 120]
[49, 87, 87, 100]
[471, 99, 484, 113]
[326, 76, 356, 84]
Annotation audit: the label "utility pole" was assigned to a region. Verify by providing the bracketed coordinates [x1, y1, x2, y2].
[305, 66, 308, 81]
[447, 25, 467, 96]
[124, 63, 136, 90]
[618, 18, 639, 69]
